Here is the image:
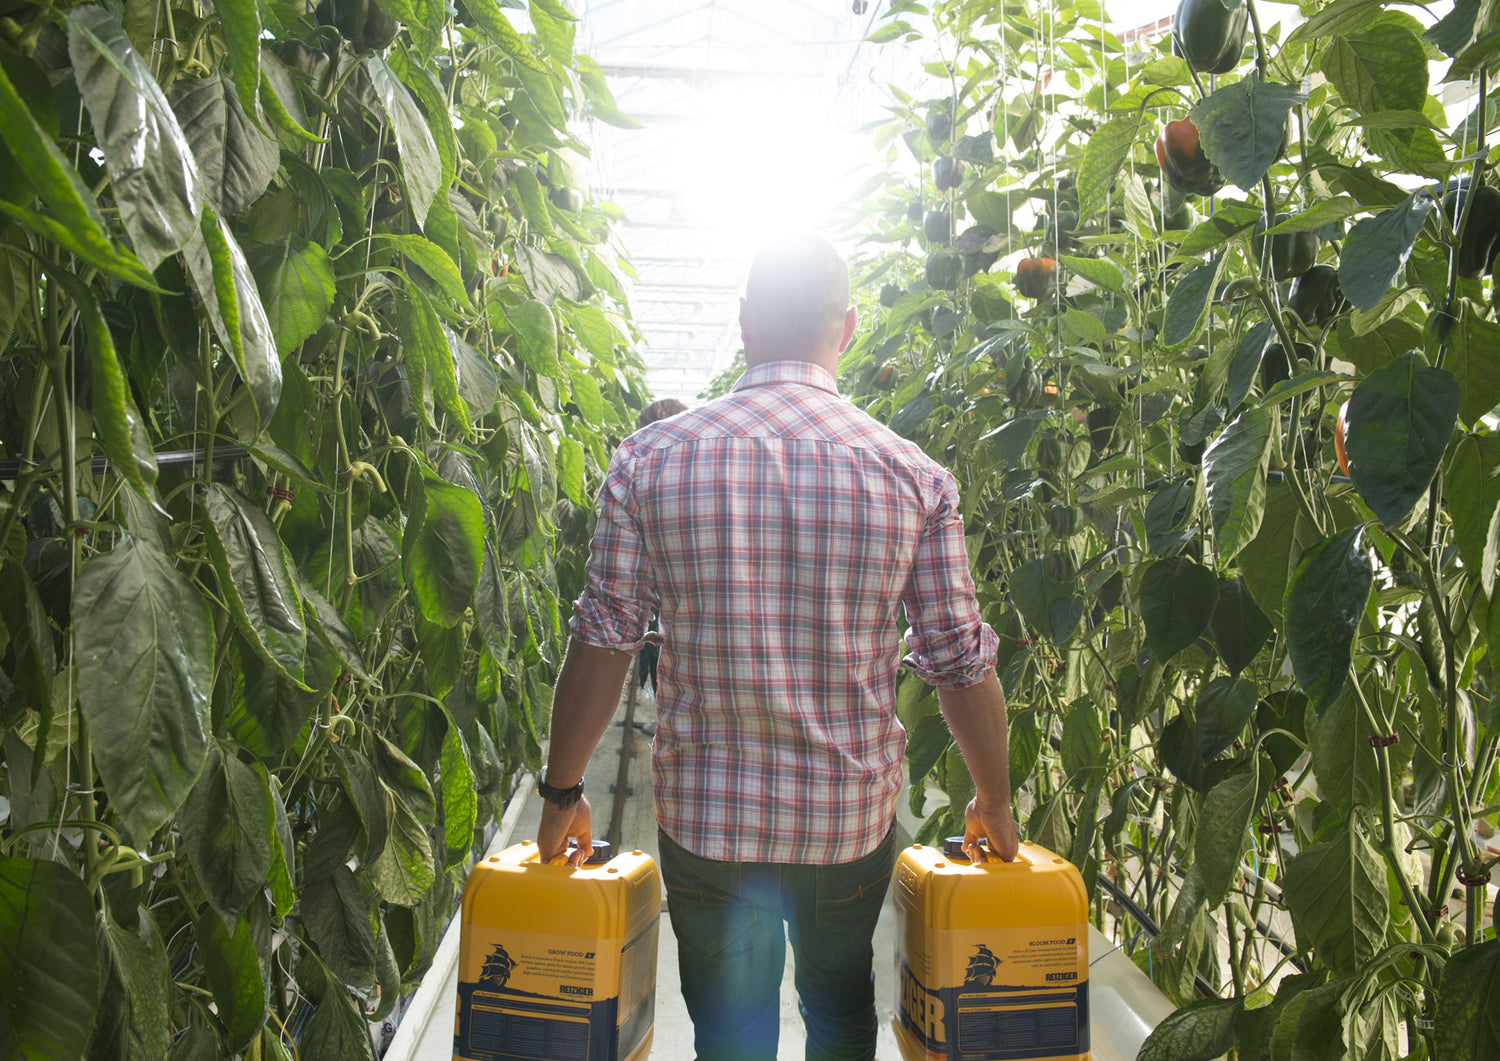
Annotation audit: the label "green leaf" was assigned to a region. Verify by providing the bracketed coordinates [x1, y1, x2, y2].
[557, 435, 586, 505]
[88, 904, 170, 1061]
[68, 6, 203, 271]
[1192, 76, 1306, 192]
[1262, 197, 1361, 234]
[1434, 938, 1500, 1060]
[400, 288, 471, 435]
[1338, 189, 1438, 311]
[1285, 0, 1385, 44]
[1059, 254, 1127, 295]
[456, 0, 550, 73]
[1008, 555, 1085, 643]
[1268, 976, 1349, 1060]
[508, 299, 561, 376]
[300, 578, 374, 683]
[203, 483, 307, 685]
[265, 771, 296, 920]
[51, 272, 158, 497]
[380, 233, 473, 311]
[1326, 316, 1422, 375]
[368, 784, 436, 906]
[1138, 998, 1242, 1061]
[1060, 702, 1105, 788]
[74, 536, 213, 841]
[1283, 818, 1388, 973]
[390, 48, 456, 184]
[1226, 320, 1275, 415]
[1076, 114, 1140, 220]
[439, 717, 477, 861]
[1446, 314, 1500, 426]
[303, 865, 377, 995]
[184, 208, 281, 431]
[510, 166, 556, 238]
[169, 73, 278, 219]
[1141, 557, 1219, 661]
[1196, 677, 1260, 761]
[194, 906, 266, 1052]
[1446, 434, 1500, 597]
[1197, 758, 1259, 906]
[0, 73, 154, 287]
[0, 857, 100, 1060]
[1285, 526, 1373, 719]
[246, 237, 337, 357]
[1210, 577, 1273, 677]
[363, 57, 442, 227]
[1346, 353, 1460, 527]
[0, 558, 54, 725]
[1321, 18, 1430, 117]
[1310, 684, 1380, 818]
[180, 741, 275, 924]
[402, 473, 485, 627]
[1162, 252, 1226, 348]
[448, 328, 500, 419]
[515, 242, 583, 303]
[1203, 407, 1273, 561]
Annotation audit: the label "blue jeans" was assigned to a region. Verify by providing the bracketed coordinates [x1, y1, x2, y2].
[658, 825, 897, 1061]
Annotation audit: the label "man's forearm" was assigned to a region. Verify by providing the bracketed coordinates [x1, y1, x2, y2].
[937, 671, 1012, 806]
[544, 639, 635, 786]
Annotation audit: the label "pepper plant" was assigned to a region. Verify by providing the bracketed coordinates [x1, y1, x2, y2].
[847, 0, 1500, 1055]
[0, 0, 645, 1055]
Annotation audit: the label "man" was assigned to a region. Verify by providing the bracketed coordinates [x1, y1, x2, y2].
[536, 234, 1017, 1061]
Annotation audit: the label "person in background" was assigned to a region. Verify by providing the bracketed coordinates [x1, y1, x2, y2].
[535, 234, 1017, 1061]
[633, 398, 688, 697]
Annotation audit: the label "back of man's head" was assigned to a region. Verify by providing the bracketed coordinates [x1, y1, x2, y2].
[741, 235, 850, 362]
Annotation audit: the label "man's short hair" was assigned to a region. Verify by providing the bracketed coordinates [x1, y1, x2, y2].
[744, 235, 849, 351]
[638, 398, 688, 428]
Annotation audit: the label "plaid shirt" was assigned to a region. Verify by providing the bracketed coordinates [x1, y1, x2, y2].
[569, 360, 998, 863]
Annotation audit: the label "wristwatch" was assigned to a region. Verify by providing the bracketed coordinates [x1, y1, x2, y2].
[536, 768, 585, 808]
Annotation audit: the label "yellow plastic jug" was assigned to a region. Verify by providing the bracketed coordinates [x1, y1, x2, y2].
[893, 838, 1090, 1061]
[452, 839, 660, 1061]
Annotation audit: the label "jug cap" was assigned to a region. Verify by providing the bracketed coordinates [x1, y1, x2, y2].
[943, 836, 990, 860]
[567, 839, 613, 865]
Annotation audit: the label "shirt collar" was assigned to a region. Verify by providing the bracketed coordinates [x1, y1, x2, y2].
[730, 360, 840, 396]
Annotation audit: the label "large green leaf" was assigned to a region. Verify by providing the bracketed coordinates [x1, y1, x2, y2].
[1076, 114, 1140, 220]
[368, 784, 436, 906]
[380, 233, 473, 311]
[203, 483, 307, 684]
[1285, 526, 1372, 719]
[363, 57, 441, 228]
[1446, 315, 1500, 426]
[0, 557, 54, 726]
[74, 536, 213, 841]
[1434, 938, 1500, 1060]
[1310, 684, 1383, 822]
[303, 865, 377, 996]
[1338, 189, 1438, 311]
[194, 907, 266, 1052]
[1162, 252, 1226, 348]
[180, 741, 275, 924]
[1226, 320, 1275, 415]
[87, 904, 170, 1061]
[1138, 998, 1242, 1061]
[1196, 758, 1259, 906]
[297, 952, 376, 1060]
[402, 473, 485, 626]
[68, 6, 202, 271]
[245, 236, 336, 357]
[400, 289, 470, 435]
[509, 298, 561, 377]
[1203, 407, 1273, 561]
[1195, 677, 1259, 762]
[184, 208, 281, 431]
[1192, 76, 1306, 192]
[456, 0, 550, 73]
[1141, 557, 1219, 661]
[52, 272, 158, 497]
[1268, 976, 1349, 1061]
[1345, 353, 1460, 528]
[439, 716, 478, 862]
[1008, 555, 1085, 643]
[1321, 17, 1429, 116]
[209, 0, 263, 128]
[169, 73, 278, 218]
[1446, 434, 1500, 598]
[1209, 577, 1273, 676]
[0, 857, 100, 1060]
[1283, 818, 1388, 973]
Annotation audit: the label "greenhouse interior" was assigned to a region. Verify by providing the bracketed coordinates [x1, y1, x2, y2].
[1, 0, 1499, 1057]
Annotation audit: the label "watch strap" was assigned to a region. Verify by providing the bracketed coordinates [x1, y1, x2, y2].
[536, 769, 584, 808]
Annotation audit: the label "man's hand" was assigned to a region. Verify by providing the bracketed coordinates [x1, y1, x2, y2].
[537, 795, 593, 867]
[963, 794, 1019, 863]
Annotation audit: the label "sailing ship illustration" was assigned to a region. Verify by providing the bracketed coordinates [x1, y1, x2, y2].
[963, 944, 1000, 987]
[478, 944, 517, 989]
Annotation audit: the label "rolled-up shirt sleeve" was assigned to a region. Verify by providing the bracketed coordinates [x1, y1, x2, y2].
[569, 441, 655, 651]
[901, 470, 998, 688]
